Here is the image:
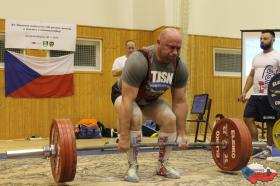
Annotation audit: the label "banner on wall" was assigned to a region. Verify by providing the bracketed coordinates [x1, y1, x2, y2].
[4, 51, 74, 98]
[5, 19, 76, 51]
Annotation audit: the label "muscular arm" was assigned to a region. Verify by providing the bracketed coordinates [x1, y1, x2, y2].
[243, 69, 254, 94]
[112, 68, 123, 77]
[239, 69, 254, 102]
[119, 81, 139, 138]
[171, 86, 188, 135]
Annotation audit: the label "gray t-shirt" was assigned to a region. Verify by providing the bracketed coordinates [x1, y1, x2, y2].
[119, 45, 188, 105]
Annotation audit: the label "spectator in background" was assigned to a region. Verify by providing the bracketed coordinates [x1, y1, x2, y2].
[212, 113, 225, 129]
[238, 29, 280, 156]
[112, 40, 136, 77]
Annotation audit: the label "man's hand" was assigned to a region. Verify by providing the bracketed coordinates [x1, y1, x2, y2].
[238, 93, 246, 102]
[176, 134, 188, 149]
[118, 134, 130, 151]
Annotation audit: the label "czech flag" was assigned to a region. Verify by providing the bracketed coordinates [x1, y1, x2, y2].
[4, 51, 74, 98]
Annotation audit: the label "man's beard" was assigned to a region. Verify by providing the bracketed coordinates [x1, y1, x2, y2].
[260, 42, 272, 50]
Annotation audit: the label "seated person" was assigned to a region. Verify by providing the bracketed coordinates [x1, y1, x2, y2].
[212, 113, 225, 129]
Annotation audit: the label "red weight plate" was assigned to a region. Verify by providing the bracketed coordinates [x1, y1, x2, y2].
[231, 118, 252, 170]
[49, 121, 61, 182]
[227, 118, 251, 171]
[243, 119, 252, 166]
[61, 119, 77, 181]
[50, 119, 77, 183]
[211, 118, 251, 171]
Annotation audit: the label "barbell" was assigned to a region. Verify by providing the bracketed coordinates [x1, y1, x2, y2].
[4, 118, 280, 183]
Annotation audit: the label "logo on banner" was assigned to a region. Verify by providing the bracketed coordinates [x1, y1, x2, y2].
[43, 41, 48, 47]
[49, 41, 54, 47]
[42, 41, 54, 47]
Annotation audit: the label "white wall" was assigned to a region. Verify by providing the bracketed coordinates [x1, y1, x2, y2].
[0, 0, 180, 30]
[188, 0, 280, 38]
[4, 0, 279, 38]
[0, 0, 134, 28]
[164, 0, 181, 28]
[133, 0, 165, 30]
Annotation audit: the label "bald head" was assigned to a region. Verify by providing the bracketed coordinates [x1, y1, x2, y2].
[156, 28, 182, 63]
[158, 28, 182, 42]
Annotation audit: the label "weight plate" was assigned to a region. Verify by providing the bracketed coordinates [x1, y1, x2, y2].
[273, 119, 280, 151]
[268, 73, 280, 111]
[50, 119, 77, 183]
[211, 118, 252, 171]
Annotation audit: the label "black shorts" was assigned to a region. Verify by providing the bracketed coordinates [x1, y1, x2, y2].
[111, 82, 121, 105]
[243, 95, 278, 123]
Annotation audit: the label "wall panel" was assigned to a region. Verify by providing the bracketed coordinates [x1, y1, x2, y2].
[186, 35, 244, 132]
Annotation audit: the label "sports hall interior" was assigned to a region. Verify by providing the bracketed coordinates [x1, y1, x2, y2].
[0, 0, 279, 185]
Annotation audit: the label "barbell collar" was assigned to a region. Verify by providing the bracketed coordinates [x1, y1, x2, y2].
[6, 145, 54, 158]
[252, 142, 267, 148]
[7, 148, 45, 158]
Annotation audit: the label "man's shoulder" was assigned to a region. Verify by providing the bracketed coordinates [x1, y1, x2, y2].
[115, 55, 127, 61]
[272, 49, 280, 56]
[137, 45, 155, 55]
[113, 55, 127, 65]
[128, 50, 150, 61]
[177, 58, 187, 70]
[264, 49, 280, 56]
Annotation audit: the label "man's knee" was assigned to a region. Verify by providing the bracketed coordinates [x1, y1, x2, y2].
[130, 104, 142, 130]
[114, 96, 122, 111]
[157, 111, 176, 132]
[243, 117, 255, 126]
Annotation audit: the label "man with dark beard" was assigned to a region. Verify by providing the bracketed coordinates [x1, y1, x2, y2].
[239, 30, 280, 157]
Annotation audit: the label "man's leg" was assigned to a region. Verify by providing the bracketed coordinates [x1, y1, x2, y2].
[243, 117, 264, 156]
[114, 97, 142, 182]
[255, 122, 274, 159]
[260, 96, 277, 149]
[266, 122, 274, 146]
[125, 130, 142, 182]
[113, 96, 121, 143]
[258, 122, 274, 158]
[258, 96, 277, 157]
[142, 99, 180, 179]
[243, 117, 258, 142]
[125, 102, 143, 182]
[243, 96, 260, 142]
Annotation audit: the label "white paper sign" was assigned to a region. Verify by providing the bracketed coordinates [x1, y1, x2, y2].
[5, 19, 76, 51]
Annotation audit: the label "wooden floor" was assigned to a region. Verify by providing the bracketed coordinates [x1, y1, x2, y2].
[0, 133, 279, 185]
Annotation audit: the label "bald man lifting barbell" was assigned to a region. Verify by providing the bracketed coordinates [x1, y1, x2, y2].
[110, 27, 188, 182]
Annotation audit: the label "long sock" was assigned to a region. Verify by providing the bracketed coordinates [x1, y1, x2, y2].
[158, 132, 176, 162]
[127, 130, 142, 163]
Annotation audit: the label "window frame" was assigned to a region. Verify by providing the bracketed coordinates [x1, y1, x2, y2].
[48, 38, 103, 72]
[213, 47, 241, 77]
